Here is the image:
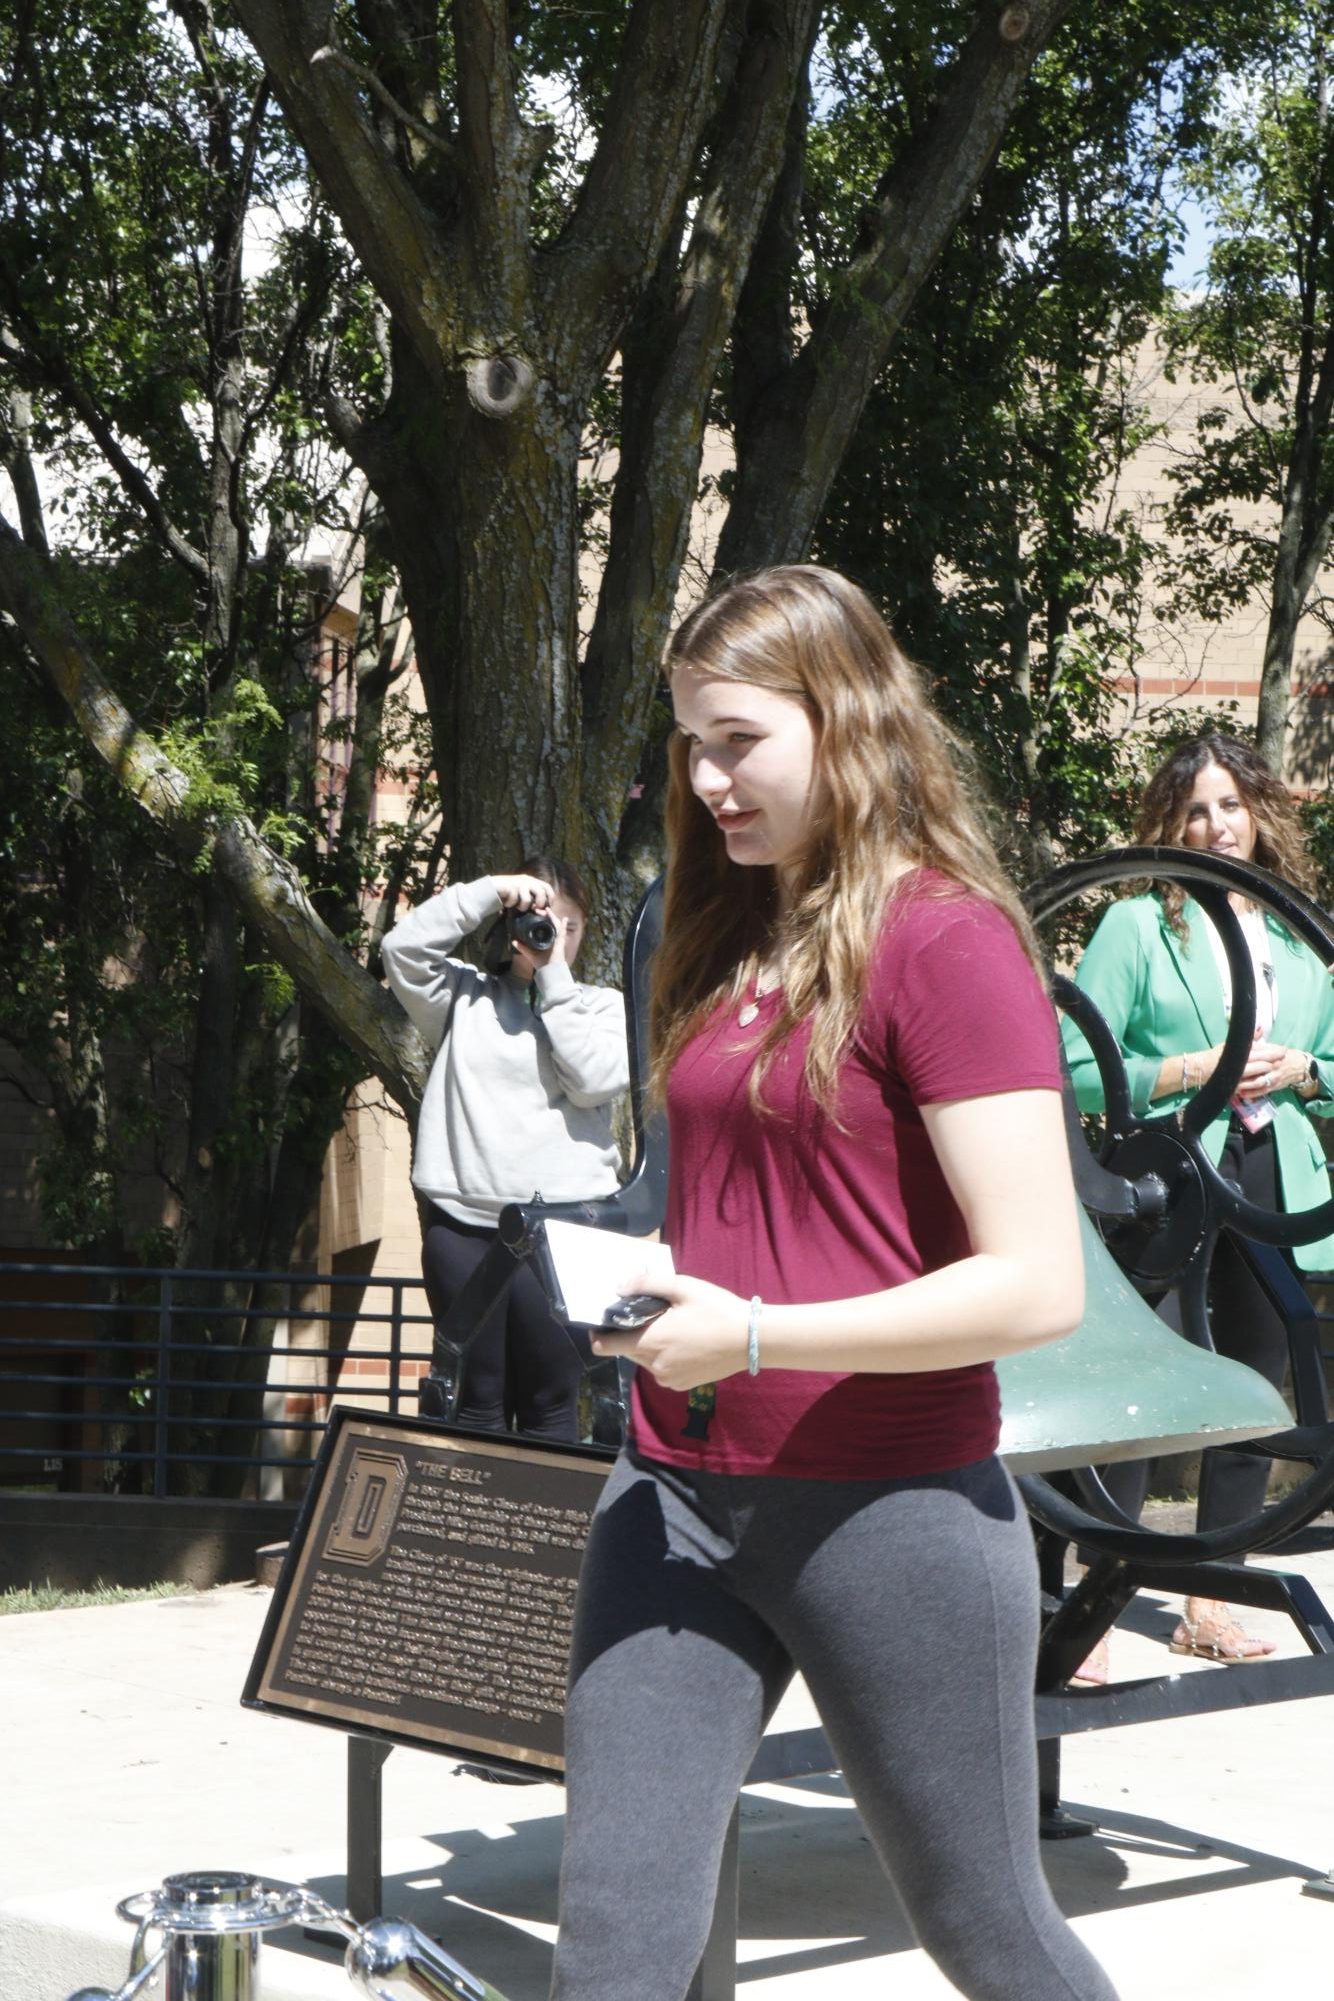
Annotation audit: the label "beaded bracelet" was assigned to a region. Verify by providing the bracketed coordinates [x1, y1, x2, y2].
[747, 1295, 763, 1376]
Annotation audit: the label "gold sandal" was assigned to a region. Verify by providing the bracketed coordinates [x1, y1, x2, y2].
[1168, 1612, 1274, 1663]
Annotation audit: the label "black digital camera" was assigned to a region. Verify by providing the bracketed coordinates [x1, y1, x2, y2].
[510, 908, 557, 951]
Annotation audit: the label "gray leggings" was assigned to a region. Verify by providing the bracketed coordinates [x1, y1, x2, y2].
[550, 1450, 1118, 2001]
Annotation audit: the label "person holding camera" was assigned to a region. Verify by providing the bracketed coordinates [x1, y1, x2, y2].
[381, 859, 629, 1440]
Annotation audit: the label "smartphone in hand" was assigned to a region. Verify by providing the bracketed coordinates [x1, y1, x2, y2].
[603, 1294, 669, 1331]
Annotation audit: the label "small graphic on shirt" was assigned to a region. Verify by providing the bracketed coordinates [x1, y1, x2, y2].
[682, 1380, 716, 1440]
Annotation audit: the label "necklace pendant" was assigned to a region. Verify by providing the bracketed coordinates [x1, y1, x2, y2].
[737, 1001, 759, 1027]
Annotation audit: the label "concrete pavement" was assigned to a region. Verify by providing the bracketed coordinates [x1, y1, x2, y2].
[3, 1547, 1333, 1999]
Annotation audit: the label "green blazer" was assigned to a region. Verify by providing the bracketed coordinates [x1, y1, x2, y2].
[1061, 892, 1334, 1272]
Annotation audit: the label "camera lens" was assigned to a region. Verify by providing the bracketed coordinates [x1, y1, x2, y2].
[511, 910, 557, 951]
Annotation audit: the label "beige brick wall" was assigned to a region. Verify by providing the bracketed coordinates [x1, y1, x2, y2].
[1100, 339, 1334, 792]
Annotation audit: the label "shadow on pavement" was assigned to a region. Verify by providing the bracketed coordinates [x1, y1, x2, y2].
[278, 1772, 1324, 1997]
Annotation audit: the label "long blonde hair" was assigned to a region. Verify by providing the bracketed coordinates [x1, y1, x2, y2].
[651, 566, 1042, 1113]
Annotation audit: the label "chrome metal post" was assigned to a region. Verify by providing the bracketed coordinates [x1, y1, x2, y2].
[155, 1872, 263, 1999]
[65, 1874, 512, 2001]
[107, 1871, 311, 2001]
[345, 1918, 508, 2001]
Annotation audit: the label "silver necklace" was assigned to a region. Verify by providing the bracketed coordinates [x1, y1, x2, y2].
[738, 961, 782, 1027]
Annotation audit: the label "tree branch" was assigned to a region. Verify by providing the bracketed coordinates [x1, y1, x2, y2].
[0, 333, 50, 558]
[0, 508, 430, 1108]
[582, 0, 822, 814]
[238, 230, 342, 469]
[233, 0, 464, 391]
[730, 46, 808, 444]
[717, 0, 1075, 570]
[312, 39, 457, 161]
[542, 0, 734, 376]
[446, 0, 543, 358]
[353, 0, 445, 127]
[0, 315, 210, 583]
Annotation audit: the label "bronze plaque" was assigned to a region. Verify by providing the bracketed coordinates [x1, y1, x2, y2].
[243, 1409, 611, 1774]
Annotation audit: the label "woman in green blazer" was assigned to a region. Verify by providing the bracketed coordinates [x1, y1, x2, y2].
[1063, 734, 1334, 1669]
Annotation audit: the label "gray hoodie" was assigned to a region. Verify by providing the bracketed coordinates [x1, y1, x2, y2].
[380, 877, 629, 1225]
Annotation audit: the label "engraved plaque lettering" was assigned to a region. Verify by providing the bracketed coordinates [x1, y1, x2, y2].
[244, 1410, 611, 1773]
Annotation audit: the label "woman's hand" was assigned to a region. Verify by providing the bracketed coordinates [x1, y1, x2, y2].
[1237, 1040, 1307, 1098]
[490, 873, 569, 977]
[1166, 1039, 1312, 1100]
[590, 1272, 749, 1391]
[491, 873, 554, 912]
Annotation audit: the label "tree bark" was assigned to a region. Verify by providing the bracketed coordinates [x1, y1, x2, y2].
[1256, 489, 1334, 775]
[230, 0, 743, 912]
[582, 1, 824, 897]
[1255, 326, 1334, 775]
[12, 0, 1084, 1052]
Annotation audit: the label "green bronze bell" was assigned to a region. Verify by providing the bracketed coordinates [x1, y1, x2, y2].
[998, 1209, 1291, 1474]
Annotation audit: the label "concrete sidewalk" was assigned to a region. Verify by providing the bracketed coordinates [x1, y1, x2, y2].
[3, 1551, 1333, 2000]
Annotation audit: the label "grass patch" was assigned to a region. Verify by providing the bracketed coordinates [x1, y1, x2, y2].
[0, 1579, 197, 1616]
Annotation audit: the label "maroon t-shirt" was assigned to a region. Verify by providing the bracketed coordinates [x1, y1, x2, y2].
[630, 875, 1063, 1479]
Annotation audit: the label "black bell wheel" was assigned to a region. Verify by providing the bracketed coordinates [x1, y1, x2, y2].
[1021, 846, 1334, 1564]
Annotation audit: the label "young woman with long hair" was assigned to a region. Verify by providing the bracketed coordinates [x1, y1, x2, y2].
[1065, 733, 1334, 1673]
[548, 566, 1118, 2001]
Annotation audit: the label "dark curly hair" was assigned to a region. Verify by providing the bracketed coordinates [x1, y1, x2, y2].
[1135, 733, 1315, 939]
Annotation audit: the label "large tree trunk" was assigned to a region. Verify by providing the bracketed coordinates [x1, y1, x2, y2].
[365, 346, 588, 877]
[233, 1, 1076, 949]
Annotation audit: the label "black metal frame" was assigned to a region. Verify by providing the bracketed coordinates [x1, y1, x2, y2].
[0, 1262, 432, 1496]
[1022, 848, 1334, 1560]
[1017, 847, 1334, 1822]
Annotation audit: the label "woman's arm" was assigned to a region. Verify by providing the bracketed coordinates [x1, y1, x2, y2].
[535, 961, 631, 1104]
[1295, 943, 1334, 1109]
[1063, 899, 1236, 1107]
[1062, 900, 1162, 1114]
[597, 1087, 1084, 1391]
[380, 877, 502, 1043]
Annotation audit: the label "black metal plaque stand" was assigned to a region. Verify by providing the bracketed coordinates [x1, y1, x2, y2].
[347, 1735, 392, 1921]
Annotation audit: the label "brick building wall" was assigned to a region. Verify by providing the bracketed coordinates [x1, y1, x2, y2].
[1101, 341, 1334, 793]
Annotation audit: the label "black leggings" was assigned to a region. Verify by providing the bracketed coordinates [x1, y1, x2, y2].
[551, 1451, 1118, 2001]
[421, 1205, 591, 1441]
[1098, 1121, 1294, 1528]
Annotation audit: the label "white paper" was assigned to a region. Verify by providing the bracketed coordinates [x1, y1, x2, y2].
[542, 1220, 675, 1327]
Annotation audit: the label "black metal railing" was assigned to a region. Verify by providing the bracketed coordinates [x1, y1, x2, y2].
[0, 1261, 433, 1501]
